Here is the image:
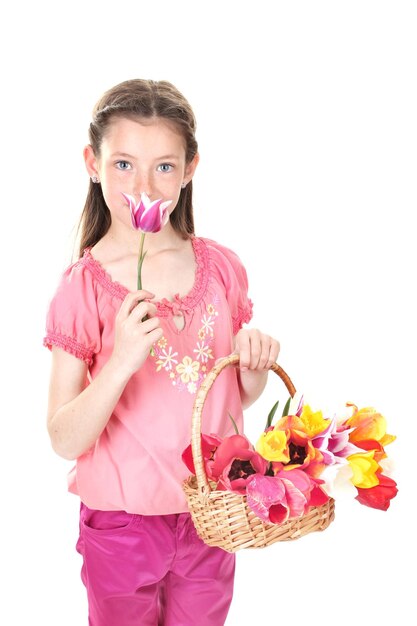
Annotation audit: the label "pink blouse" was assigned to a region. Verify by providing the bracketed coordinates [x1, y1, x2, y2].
[44, 237, 253, 515]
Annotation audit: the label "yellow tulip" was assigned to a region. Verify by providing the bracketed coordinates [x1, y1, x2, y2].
[299, 405, 331, 438]
[347, 451, 380, 488]
[256, 429, 290, 463]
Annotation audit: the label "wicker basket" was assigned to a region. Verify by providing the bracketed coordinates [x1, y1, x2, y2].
[183, 354, 335, 553]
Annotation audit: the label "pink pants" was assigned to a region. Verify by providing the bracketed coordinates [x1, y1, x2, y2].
[76, 504, 235, 626]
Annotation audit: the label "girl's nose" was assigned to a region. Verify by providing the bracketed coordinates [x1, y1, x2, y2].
[135, 173, 152, 197]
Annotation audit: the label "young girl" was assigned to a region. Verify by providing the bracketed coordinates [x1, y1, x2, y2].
[44, 78, 280, 626]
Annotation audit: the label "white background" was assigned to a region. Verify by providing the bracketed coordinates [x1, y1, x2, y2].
[1, 1, 415, 624]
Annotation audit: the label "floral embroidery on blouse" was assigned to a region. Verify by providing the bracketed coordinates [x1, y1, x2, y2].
[153, 299, 219, 394]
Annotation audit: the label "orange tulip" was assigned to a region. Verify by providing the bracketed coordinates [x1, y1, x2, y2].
[345, 404, 396, 448]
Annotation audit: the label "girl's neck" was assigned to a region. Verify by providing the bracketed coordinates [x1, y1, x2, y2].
[89, 220, 196, 304]
[93, 221, 187, 262]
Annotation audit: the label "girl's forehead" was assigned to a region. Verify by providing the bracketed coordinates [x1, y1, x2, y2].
[99, 116, 187, 159]
[104, 115, 185, 147]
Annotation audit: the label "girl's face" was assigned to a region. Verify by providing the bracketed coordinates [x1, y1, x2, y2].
[84, 116, 198, 233]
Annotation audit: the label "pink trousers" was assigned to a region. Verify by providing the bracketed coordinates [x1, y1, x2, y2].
[76, 504, 235, 626]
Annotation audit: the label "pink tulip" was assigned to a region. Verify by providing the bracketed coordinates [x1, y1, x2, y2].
[211, 434, 268, 494]
[246, 471, 305, 524]
[245, 475, 287, 523]
[121, 192, 172, 233]
[246, 469, 330, 525]
[313, 418, 360, 464]
[121, 191, 173, 294]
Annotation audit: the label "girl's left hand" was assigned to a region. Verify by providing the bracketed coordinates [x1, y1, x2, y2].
[233, 328, 280, 372]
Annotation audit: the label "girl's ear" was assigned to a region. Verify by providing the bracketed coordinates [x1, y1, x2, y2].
[184, 152, 200, 184]
[83, 144, 99, 178]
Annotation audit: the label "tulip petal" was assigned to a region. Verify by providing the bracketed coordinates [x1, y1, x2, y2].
[182, 434, 222, 477]
[246, 474, 286, 522]
[160, 200, 173, 211]
[275, 468, 311, 493]
[211, 435, 252, 478]
[280, 478, 308, 518]
[121, 192, 142, 229]
[139, 199, 172, 232]
[348, 451, 380, 488]
[355, 474, 398, 510]
[309, 482, 330, 507]
[269, 503, 290, 524]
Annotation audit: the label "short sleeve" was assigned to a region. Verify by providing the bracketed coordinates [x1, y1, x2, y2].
[203, 238, 253, 335]
[43, 261, 101, 365]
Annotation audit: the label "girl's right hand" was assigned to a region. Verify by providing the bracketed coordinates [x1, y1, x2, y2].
[110, 290, 163, 377]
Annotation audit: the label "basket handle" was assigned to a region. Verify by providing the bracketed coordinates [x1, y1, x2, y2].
[190, 353, 297, 496]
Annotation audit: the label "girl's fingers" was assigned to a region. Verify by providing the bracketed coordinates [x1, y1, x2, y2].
[268, 338, 280, 366]
[129, 300, 158, 322]
[147, 326, 164, 345]
[248, 330, 262, 370]
[118, 290, 155, 319]
[235, 329, 281, 371]
[234, 331, 250, 371]
[139, 315, 161, 334]
[257, 334, 272, 370]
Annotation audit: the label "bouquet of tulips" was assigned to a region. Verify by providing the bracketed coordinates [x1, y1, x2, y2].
[182, 396, 398, 525]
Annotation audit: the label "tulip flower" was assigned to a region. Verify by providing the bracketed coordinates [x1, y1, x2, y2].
[121, 192, 172, 290]
[320, 461, 358, 500]
[347, 450, 380, 489]
[182, 434, 222, 481]
[298, 405, 331, 438]
[211, 434, 268, 494]
[246, 469, 329, 524]
[355, 473, 398, 511]
[345, 403, 396, 449]
[256, 429, 290, 463]
[271, 424, 326, 478]
[313, 418, 360, 465]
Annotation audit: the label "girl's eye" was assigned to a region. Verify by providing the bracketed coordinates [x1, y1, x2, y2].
[158, 163, 173, 173]
[116, 161, 131, 170]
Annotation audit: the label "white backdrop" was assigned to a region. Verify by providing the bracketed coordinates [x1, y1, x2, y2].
[1, 1, 415, 624]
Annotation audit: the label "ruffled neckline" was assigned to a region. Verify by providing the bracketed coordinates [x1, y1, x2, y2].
[81, 236, 210, 317]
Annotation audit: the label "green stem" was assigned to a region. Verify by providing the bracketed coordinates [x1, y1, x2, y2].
[228, 412, 240, 435]
[137, 232, 146, 290]
[137, 231, 154, 357]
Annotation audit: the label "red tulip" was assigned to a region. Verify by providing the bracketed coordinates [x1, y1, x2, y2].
[182, 434, 222, 480]
[355, 473, 398, 510]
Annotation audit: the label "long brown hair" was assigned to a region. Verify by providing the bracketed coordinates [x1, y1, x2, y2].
[77, 79, 198, 257]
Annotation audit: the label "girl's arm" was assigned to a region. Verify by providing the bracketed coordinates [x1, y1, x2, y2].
[47, 348, 132, 460]
[47, 291, 163, 460]
[234, 328, 280, 410]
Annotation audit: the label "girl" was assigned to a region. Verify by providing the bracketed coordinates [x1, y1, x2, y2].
[44, 79, 280, 626]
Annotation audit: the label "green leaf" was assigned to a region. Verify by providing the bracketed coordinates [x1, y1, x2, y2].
[265, 400, 279, 430]
[282, 396, 291, 417]
[228, 412, 239, 435]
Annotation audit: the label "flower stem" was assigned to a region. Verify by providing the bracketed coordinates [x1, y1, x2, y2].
[137, 231, 154, 356]
[228, 412, 240, 435]
[137, 232, 146, 291]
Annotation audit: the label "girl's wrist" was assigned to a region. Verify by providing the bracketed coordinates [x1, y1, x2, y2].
[105, 354, 136, 386]
[238, 368, 268, 409]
